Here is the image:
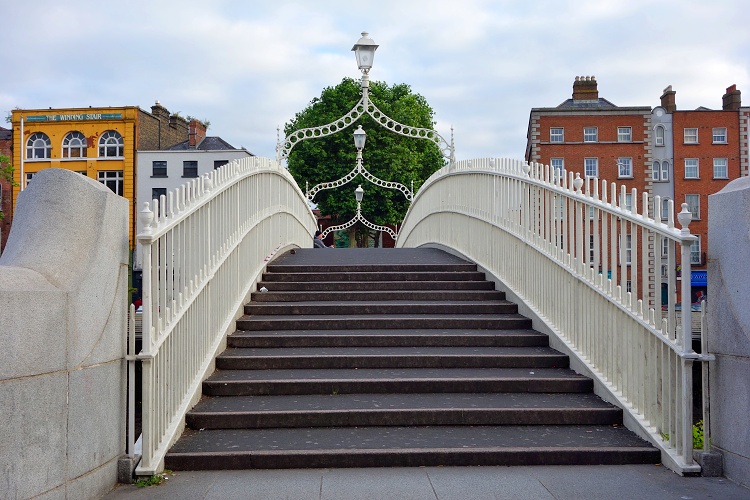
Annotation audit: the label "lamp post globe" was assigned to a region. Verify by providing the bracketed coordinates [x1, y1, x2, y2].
[351, 32, 378, 74]
[353, 125, 367, 150]
[355, 184, 364, 203]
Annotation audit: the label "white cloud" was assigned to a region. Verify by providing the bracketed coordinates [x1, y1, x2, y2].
[1, 0, 748, 160]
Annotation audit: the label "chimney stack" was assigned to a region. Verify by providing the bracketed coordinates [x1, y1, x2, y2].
[660, 85, 676, 113]
[189, 119, 207, 148]
[572, 76, 599, 101]
[722, 84, 741, 111]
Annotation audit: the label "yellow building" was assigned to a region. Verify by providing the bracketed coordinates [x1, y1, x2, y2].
[11, 103, 191, 249]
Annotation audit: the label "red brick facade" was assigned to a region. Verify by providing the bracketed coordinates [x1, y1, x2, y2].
[526, 78, 745, 303]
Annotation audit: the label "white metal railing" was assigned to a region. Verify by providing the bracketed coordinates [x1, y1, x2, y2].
[397, 158, 711, 474]
[131, 156, 317, 475]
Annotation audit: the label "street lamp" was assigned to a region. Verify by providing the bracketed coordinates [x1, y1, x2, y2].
[351, 32, 378, 74]
[355, 184, 364, 203]
[353, 125, 367, 150]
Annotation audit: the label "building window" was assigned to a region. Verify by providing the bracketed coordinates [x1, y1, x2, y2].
[684, 128, 698, 144]
[685, 194, 700, 219]
[99, 130, 124, 157]
[152, 161, 167, 177]
[584, 127, 598, 142]
[62, 131, 87, 158]
[621, 193, 633, 212]
[618, 127, 632, 142]
[712, 127, 727, 143]
[152, 188, 167, 203]
[652, 161, 660, 181]
[584, 158, 598, 178]
[183, 160, 198, 178]
[550, 158, 564, 178]
[25, 172, 35, 186]
[26, 132, 51, 159]
[589, 235, 595, 262]
[620, 234, 632, 265]
[690, 237, 701, 265]
[618, 157, 633, 178]
[661, 198, 671, 219]
[655, 126, 665, 146]
[684, 159, 699, 179]
[550, 128, 564, 143]
[661, 161, 670, 181]
[713, 158, 728, 179]
[97, 170, 124, 195]
[662, 237, 669, 257]
[626, 280, 632, 293]
[214, 160, 229, 169]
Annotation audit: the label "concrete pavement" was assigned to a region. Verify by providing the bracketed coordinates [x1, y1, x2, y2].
[104, 465, 750, 499]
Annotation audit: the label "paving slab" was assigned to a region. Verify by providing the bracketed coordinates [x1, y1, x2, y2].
[104, 465, 750, 499]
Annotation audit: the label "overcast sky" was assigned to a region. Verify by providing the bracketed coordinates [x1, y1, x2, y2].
[2, 0, 748, 161]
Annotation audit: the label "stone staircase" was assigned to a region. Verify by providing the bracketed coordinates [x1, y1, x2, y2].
[164, 248, 659, 469]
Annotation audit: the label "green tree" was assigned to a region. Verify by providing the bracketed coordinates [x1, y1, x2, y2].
[0, 153, 15, 221]
[285, 77, 445, 246]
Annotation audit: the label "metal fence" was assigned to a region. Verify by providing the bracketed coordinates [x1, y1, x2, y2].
[129, 157, 316, 474]
[397, 158, 711, 474]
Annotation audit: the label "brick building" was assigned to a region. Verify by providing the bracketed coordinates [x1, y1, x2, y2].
[526, 78, 744, 303]
[9, 102, 199, 249]
[0, 126, 12, 253]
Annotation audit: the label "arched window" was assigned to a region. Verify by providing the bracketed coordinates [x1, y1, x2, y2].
[62, 131, 87, 158]
[99, 130, 124, 158]
[26, 132, 51, 159]
[653, 161, 660, 181]
[661, 161, 670, 181]
[655, 126, 665, 146]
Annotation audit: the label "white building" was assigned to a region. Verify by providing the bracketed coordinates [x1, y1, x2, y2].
[134, 129, 253, 272]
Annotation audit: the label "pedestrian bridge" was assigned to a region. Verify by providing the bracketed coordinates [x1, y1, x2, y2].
[129, 156, 712, 477]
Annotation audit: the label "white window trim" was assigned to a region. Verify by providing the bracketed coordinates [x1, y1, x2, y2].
[655, 125, 665, 146]
[584, 157, 599, 178]
[713, 158, 728, 179]
[584, 127, 598, 143]
[684, 158, 699, 179]
[685, 194, 700, 220]
[618, 157, 633, 178]
[617, 127, 632, 142]
[550, 128, 564, 143]
[712, 127, 727, 144]
[684, 128, 698, 144]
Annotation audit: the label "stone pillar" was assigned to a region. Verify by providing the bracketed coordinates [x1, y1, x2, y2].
[707, 176, 750, 487]
[0, 169, 128, 499]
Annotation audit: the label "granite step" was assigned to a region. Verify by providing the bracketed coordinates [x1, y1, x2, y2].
[250, 289, 506, 302]
[235, 314, 533, 331]
[255, 280, 497, 292]
[260, 271, 487, 282]
[202, 367, 593, 396]
[164, 425, 660, 470]
[215, 346, 569, 370]
[266, 263, 479, 273]
[227, 329, 551, 348]
[185, 392, 622, 429]
[244, 300, 517, 316]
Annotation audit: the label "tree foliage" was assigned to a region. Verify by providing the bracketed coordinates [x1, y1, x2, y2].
[0, 153, 16, 220]
[285, 78, 445, 228]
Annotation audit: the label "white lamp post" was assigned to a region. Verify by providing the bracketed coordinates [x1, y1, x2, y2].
[351, 32, 378, 74]
[353, 125, 367, 150]
[355, 184, 364, 203]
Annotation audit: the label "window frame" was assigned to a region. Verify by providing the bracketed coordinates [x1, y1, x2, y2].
[713, 158, 728, 179]
[618, 157, 633, 178]
[617, 127, 632, 142]
[214, 159, 229, 170]
[583, 127, 598, 143]
[652, 161, 660, 181]
[97, 170, 124, 196]
[26, 132, 51, 159]
[98, 130, 124, 158]
[152, 160, 168, 178]
[62, 131, 87, 159]
[685, 194, 700, 220]
[684, 128, 698, 144]
[661, 198, 671, 220]
[712, 127, 727, 144]
[690, 236, 701, 265]
[684, 158, 699, 179]
[661, 160, 670, 181]
[655, 125, 665, 146]
[182, 160, 198, 178]
[550, 127, 564, 143]
[584, 157, 599, 178]
[151, 187, 167, 203]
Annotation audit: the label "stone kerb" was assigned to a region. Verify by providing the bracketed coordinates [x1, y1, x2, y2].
[707, 175, 750, 487]
[0, 169, 128, 499]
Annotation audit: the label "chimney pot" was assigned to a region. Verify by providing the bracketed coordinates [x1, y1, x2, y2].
[723, 84, 741, 111]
